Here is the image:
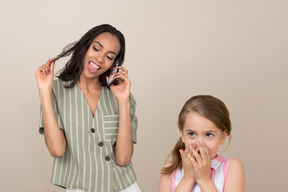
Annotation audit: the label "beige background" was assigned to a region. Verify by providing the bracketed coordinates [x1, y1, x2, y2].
[1, 0, 287, 191]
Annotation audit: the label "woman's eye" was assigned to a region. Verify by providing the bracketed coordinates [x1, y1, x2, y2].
[93, 47, 99, 51]
[206, 133, 213, 137]
[106, 55, 113, 60]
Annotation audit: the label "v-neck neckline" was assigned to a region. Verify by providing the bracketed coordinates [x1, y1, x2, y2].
[76, 83, 104, 118]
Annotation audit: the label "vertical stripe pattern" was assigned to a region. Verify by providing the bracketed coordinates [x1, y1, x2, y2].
[39, 79, 138, 192]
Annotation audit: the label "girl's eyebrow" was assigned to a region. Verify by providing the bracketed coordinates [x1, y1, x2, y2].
[185, 129, 195, 132]
[185, 129, 217, 133]
[94, 41, 117, 55]
[203, 130, 217, 134]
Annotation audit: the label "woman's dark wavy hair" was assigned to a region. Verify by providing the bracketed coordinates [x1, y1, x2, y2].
[55, 24, 125, 88]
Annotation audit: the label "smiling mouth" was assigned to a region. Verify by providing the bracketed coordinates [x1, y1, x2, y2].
[87, 61, 101, 73]
[89, 61, 101, 70]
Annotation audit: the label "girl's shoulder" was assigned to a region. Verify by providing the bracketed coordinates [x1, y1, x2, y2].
[216, 155, 244, 170]
[228, 158, 244, 171]
[220, 157, 244, 175]
[224, 158, 245, 191]
[159, 161, 174, 192]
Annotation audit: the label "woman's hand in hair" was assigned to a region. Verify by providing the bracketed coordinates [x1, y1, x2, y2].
[35, 58, 55, 92]
[109, 66, 131, 103]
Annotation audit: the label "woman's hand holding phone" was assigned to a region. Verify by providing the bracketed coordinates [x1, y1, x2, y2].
[108, 65, 131, 103]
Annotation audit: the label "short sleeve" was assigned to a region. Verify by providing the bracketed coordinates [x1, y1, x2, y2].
[129, 93, 138, 144]
[39, 89, 64, 135]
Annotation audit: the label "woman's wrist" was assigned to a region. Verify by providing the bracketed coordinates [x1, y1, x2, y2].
[116, 98, 130, 107]
[39, 89, 52, 103]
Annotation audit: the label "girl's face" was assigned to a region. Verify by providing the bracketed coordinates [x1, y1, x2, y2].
[82, 32, 121, 79]
[179, 112, 228, 159]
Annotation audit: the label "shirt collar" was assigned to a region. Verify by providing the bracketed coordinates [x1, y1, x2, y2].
[211, 155, 225, 170]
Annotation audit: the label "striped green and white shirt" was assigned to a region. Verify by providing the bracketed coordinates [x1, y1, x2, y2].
[39, 79, 138, 192]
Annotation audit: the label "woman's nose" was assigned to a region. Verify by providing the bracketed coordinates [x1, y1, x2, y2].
[95, 53, 104, 63]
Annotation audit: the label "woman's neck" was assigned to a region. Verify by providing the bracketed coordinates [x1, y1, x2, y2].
[78, 75, 102, 92]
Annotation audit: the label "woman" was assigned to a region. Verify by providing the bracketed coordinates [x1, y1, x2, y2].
[36, 24, 140, 192]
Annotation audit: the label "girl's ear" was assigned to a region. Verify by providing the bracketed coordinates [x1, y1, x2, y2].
[220, 131, 228, 145]
[179, 128, 185, 144]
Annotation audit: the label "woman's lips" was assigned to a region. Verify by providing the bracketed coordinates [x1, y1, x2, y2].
[88, 61, 100, 73]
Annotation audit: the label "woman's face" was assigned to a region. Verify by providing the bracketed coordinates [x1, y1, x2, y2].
[179, 112, 227, 159]
[82, 32, 121, 80]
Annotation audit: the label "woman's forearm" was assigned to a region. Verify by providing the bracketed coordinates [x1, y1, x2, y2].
[114, 99, 133, 166]
[40, 90, 66, 157]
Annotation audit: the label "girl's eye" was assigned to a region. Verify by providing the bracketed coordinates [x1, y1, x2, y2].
[188, 132, 195, 137]
[206, 133, 213, 137]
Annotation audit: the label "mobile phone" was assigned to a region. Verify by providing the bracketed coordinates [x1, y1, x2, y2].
[107, 59, 119, 86]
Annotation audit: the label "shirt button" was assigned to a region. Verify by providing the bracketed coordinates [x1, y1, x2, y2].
[105, 156, 110, 161]
[98, 142, 103, 147]
[91, 128, 95, 133]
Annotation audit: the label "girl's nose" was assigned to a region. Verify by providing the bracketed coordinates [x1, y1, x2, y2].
[196, 137, 204, 145]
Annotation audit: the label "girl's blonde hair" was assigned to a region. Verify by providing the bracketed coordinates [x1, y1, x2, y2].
[161, 95, 232, 175]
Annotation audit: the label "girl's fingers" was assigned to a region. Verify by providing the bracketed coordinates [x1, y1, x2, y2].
[185, 146, 190, 153]
[187, 152, 195, 163]
[189, 153, 198, 166]
[190, 144, 202, 164]
[203, 145, 210, 162]
[198, 143, 206, 159]
[197, 142, 210, 162]
[180, 147, 191, 159]
[179, 149, 188, 162]
[203, 143, 209, 154]
[179, 149, 185, 158]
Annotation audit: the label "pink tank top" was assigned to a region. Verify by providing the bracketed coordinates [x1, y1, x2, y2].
[172, 155, 232, 192]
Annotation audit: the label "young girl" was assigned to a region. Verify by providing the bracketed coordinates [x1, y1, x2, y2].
[158, 95, 245, 192]
[36, 24, 141, 192]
